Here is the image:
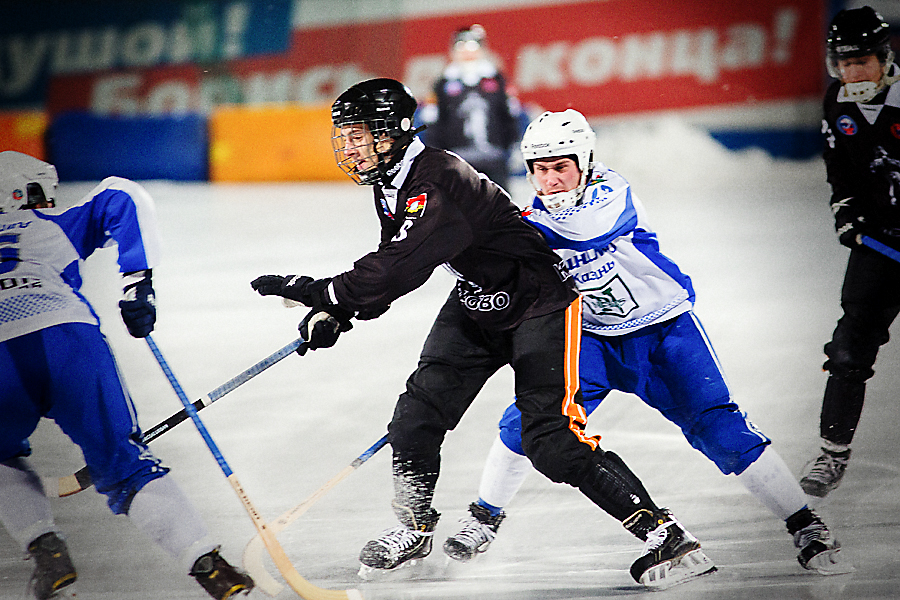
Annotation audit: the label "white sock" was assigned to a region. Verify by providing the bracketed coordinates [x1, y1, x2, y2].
[477, 435, 533, 509]
[822, 438, 850, 453]
[127, 476, 215, 572]
[0, 458, 58, 551]
[737, 446, 808, 521]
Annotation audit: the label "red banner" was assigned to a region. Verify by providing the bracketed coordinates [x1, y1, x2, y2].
[47, 0, 824, 120]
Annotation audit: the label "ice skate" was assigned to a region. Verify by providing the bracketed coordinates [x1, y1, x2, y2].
[626, 509, 716, 590]
[787, 509, 853, 575]
[358, 508, 440, 579]
[800, 446, 851, 498]
[443, 502, 506, 561]
[26, 532, 77, 600]
[190, 548, 254, 599]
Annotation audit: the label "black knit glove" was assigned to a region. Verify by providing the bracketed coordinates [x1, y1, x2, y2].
[119, 269, 156, 338]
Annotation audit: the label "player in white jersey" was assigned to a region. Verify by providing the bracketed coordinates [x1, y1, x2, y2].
[442, 111, 848, 577]
[0, 152, 252, 600]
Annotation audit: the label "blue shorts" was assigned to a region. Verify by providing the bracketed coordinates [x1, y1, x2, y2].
[499, 311, 769, 475]
[1, 323, 168, 513]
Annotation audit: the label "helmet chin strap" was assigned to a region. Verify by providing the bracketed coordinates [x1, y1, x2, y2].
[531, 165, 590, 213]
[840, 62, 900, 103]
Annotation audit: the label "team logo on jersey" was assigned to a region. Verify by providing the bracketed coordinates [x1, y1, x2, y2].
[837, 115, 857, 136]
[445, 80, 463, 96]
[892, 123, 900, 139]
[480, 78, 499, 93]
[582, 274, 638, 318]
[405, 193, 427, 216]
[11, 189, 23, 201]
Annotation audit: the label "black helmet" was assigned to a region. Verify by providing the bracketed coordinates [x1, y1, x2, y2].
[331, 78, 419, 185]
[826, 7, 893, 77]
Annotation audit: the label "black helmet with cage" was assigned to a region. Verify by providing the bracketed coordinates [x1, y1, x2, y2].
[331, 78, 421, 185]
[826, 6, 893, 79]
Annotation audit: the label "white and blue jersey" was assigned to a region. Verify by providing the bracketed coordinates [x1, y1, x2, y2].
[499, 165, 770, 476]
[0, 177, 160, 342]
[1, 177, 167, 514]
[522, 165, 694, 336]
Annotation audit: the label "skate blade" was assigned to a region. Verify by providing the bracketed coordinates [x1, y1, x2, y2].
[639, 548, 717, 590]
[357, 558, 424, 581]
[806, 549, 855, 576]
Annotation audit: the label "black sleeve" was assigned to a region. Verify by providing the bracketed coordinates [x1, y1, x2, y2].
[332, 184, 473, 312]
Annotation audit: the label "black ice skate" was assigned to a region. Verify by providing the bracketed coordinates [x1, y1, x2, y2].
[190, 548, 254, 600]
[27, 532, 77, 600]
[358, 507, 440, 578]
[800, 446, 851, 498]
[625, 509, 716, 589]
[786, 508, 852, 575]
[443, 502, 506, 561]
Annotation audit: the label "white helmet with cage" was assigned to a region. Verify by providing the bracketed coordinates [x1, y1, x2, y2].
[0, 151, 58, 214]
[521, 110, 596, 212]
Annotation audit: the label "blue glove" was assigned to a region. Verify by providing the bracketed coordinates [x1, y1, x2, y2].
[119, 269, 156, 338]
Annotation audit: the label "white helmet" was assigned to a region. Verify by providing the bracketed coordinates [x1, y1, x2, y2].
[521, 109, 596, 212]
[0, 151, 58, 214]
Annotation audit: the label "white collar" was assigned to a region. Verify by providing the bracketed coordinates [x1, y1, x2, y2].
[386, 136, 425, 189]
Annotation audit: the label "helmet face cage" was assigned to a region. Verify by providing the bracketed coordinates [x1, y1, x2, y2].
[826, 7, 894, 79]
[520, 110, 596, 212]
[0, 151, 58, 214]
[331, 79, 417, 185]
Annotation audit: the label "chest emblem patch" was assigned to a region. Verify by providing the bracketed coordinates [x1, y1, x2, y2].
[405, 193, 427, 216]
[891, 124, 900, 139]
[837, 115, 857, 136]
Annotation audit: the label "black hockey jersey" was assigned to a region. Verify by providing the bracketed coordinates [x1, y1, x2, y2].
[427, 64, 519, 163]
[823, 78, 900, 239]
[331, 138, 576, 331]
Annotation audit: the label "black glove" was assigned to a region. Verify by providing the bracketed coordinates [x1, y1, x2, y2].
[119, 269, 156, 338]
[832, 197, 865, 248]
[296, 308, 353, 355]
[251, 274, 332, 309]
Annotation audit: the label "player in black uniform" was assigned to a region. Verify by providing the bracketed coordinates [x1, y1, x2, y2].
[800, 6, 900, 499]
[251, 78, 715, 589]
[419, 24, 522, 191]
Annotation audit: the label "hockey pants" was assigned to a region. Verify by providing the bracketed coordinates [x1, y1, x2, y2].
[0, 324, 168, 514]
[821, 246, 900, 444]
[499, 311, 770, 476]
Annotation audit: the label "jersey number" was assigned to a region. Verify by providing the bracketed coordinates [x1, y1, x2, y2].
[0, 234, 20, 275]
[391, 220, 414, 242]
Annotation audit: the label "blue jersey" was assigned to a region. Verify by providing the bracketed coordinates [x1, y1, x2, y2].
[523, 165, 694, 336]
[0, 177, 160, 343]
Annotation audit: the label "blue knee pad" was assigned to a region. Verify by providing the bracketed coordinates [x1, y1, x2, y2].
[685, 404, 769, 475]
[498, 403, 525, 455]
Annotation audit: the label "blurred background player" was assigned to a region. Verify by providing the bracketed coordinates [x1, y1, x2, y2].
[441, 110, 847, 576]
[0, 151, 253, 600]
[251, 78, 715, 590]
[799, 6, 900, 499]
[418, 24, 523, 191]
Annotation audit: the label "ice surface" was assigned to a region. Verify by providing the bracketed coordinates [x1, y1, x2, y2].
[3, 121, 898, 599]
